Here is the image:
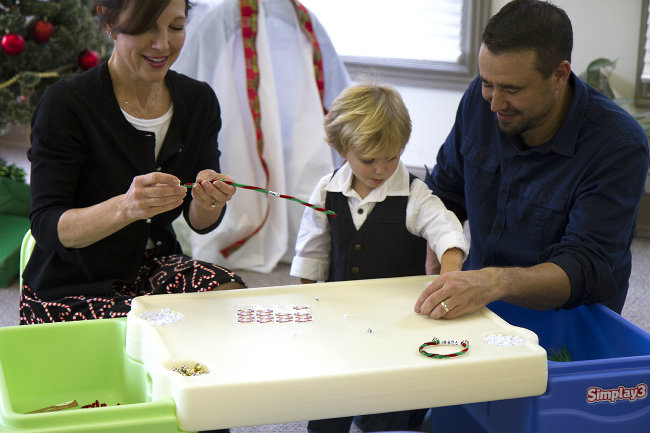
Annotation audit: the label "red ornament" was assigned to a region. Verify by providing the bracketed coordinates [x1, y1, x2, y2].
[1, 33, 26, 56]
[30, 20, 55, 44]
[77, 49, 99, 70]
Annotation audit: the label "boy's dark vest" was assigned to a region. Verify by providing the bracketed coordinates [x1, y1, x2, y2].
[326, 173, 427, 282]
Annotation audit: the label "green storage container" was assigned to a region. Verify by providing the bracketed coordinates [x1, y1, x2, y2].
[0, 318, 188, 433]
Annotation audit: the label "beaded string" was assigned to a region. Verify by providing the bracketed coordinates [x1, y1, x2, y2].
[419, 337, 470, 359]
[184, 180, 337, 217]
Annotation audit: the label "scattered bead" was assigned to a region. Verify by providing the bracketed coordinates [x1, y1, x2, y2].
[482, 333, 525, 346]
[139, 307, 183, 326]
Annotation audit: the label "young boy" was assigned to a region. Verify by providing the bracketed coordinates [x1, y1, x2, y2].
[290, 83, 469, 432]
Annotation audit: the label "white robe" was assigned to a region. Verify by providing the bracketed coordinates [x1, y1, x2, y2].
[172, 0, 350, 272]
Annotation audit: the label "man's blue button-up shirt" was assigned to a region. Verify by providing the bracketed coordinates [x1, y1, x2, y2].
[426, 73, 648, 313]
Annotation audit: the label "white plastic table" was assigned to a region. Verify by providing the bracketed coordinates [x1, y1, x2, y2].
[126, 275, 548, 431]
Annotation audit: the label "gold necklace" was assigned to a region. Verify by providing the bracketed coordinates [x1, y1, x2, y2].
[118, 86, 162, 119]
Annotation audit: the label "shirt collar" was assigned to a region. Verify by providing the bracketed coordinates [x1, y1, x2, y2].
[325, 160, 410, 202]
[546, 72, 585, 157]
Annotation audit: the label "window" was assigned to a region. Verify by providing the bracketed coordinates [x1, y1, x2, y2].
[301, 0, 489, 88]
[636, 0, 650, 103]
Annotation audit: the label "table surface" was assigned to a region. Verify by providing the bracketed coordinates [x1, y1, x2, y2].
[126, 275, 548, 431]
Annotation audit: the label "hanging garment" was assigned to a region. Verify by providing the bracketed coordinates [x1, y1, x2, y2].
[172, 0, 350, 272]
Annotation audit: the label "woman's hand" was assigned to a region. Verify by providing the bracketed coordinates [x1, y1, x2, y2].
[187, 170, 237, 230]
[121, 172, 187, 220]
[58, 172, 186, 248]
[189, 170, 236, 210]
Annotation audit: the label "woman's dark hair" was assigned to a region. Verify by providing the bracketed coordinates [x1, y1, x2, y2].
[482, 0, 573, 78]
[96, 0, 192, 35]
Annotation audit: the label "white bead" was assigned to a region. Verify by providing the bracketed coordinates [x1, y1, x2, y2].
[482, 333, 525, 346]
[139, 307, 183, 326]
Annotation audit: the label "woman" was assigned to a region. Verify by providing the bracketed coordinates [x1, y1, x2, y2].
[20, 0, 246, 325]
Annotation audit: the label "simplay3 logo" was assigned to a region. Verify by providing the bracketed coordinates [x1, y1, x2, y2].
[586, 383, 648, 403]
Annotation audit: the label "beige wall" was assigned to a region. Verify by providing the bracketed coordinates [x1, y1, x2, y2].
[491, 0, 643, 98]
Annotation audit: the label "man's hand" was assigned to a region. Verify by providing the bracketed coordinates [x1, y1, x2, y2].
[414, 263, 571, 319]
[414, 268, 502, 319]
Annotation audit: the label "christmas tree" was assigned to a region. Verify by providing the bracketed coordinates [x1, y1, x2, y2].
[0, 0, 111, 133]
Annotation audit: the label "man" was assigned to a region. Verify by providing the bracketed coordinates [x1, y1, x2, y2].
[415, 0, 649, 320]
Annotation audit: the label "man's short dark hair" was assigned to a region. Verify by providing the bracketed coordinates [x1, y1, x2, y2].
[482, 0, 573, 78]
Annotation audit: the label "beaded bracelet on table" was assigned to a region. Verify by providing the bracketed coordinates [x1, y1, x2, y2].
[419, 337, 470, 359]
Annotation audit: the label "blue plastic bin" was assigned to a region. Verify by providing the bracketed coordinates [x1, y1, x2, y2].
[428, 302, 650, 433]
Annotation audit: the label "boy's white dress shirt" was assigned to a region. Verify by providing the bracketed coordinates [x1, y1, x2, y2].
[291, 161, 469, 282]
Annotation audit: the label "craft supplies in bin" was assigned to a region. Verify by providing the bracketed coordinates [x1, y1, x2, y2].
[428, 301, 650, 433]
[0, 318, 186, 433]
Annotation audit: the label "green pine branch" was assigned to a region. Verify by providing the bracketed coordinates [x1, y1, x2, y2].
[1, 0, 112, 131]
[0, 158, 27, 183]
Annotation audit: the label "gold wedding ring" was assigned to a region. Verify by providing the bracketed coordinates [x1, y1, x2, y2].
[440, 300, 450, 313]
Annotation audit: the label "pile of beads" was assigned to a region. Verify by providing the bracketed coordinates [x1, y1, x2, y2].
[170, 363, 207, 377]
[482, 333, 525, 346]
[138, 307, 183, 326]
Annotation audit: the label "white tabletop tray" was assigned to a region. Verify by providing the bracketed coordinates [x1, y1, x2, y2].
[126, 275, 548, 431]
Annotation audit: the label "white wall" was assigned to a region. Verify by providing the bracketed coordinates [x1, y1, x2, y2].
[385, 0, 644, 174]
[2, 1, 645, 184]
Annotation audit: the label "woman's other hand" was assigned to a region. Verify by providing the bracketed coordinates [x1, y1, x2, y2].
[121, 172, 187, 220]
[57, 172, 186, 248]
[186, 170, 236, 230]
[189, 170, 236, 211]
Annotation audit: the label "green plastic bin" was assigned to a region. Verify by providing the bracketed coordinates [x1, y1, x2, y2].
[0, 318, 188, 433]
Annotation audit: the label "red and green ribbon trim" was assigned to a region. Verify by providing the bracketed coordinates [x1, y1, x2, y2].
[230, 0, 269, 259]
[291, 0, 327, 114]
[223, 0, 327, 258]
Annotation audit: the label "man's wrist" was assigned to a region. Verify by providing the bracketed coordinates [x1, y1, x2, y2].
[483, 266, 510, 303]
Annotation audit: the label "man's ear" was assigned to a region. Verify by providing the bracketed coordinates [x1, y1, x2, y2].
[553, 60, 572, 89]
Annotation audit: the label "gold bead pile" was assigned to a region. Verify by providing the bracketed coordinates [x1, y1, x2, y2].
[171, 363, 207, 376]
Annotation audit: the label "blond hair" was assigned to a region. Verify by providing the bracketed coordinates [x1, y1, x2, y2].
[324, 83, 411, 159]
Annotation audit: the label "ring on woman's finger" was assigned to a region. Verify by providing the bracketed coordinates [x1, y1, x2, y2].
[440, 300, 450, 314]
[210, 200, 218, 208]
